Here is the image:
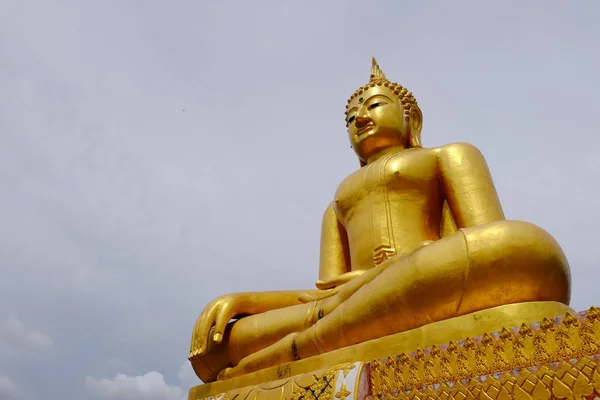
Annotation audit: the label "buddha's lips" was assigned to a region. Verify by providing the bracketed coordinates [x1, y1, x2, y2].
[357, 124, 374, 137]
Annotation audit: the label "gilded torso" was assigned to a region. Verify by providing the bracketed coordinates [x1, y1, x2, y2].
[334, 147, 445, 270]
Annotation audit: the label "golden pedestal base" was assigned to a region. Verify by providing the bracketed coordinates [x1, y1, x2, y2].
[189, 302, 600, 400]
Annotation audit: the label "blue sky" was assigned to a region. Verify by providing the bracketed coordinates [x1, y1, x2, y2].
[1, 1, 600, 399]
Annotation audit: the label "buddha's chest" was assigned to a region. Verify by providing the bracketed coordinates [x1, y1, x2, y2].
[334, 150, 440, 224]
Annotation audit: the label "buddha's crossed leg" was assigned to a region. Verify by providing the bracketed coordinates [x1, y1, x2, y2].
[221, 220, 570, 379]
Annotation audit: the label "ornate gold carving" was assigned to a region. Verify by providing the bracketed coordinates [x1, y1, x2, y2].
[277, 363, 292, 379]
[335, 383, 351, 400]
[368, 308, 600, 398]
[373, 245, 396, 265]
[367, 358, 600, 400]
[291, 369, 335, 400]
[196, 365, 349, 400]
[339, 363, 356, 378]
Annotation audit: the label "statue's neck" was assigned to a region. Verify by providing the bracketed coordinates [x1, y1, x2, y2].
[366, 146, 410, 164]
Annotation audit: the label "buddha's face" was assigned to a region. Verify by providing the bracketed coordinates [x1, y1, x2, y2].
[345, 86, 407, 163]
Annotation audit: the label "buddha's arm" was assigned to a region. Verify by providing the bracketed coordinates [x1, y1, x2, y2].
[438, 143, 505, 228]
[318, 202, 351, 280]
[194, 205, 353, 353]
[297, 204, 358, 302]
[193, 289, 329, 354]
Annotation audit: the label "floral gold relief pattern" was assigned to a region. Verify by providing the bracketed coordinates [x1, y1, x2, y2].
[368, 360, 599, 400]
[368, 308, 600, 400]
[192, 364, 361, 400]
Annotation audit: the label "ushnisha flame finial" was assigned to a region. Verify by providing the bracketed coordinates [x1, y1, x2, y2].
[370, 57, 388, 82]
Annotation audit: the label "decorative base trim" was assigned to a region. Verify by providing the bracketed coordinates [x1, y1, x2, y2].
[189, 306, 600, 400]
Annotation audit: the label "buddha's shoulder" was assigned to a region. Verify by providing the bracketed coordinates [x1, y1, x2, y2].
[431, 142, 485, 158]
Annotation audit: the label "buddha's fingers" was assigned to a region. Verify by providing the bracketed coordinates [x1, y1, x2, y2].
[316, 279, 343, 290]
[195, 301, 221, 355]
[298, 288, 337, 303]
[212, 303, 234, 344]
[315, 270, 366, 290]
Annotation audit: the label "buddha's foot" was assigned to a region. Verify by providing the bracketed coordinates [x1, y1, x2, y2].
[219, 333, 298, 380]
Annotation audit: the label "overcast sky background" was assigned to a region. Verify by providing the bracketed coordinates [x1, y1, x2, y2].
[1, 1, 599, 399]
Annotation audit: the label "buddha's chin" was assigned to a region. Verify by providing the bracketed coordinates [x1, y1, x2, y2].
[355, 139, 402, 162]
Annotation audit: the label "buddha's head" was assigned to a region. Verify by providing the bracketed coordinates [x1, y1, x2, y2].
[345, 58, 423, 166]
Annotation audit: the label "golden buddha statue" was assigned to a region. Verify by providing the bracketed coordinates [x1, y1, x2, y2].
[189, 58, 571, 383]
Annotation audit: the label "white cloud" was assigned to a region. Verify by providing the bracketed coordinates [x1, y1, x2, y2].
[177, 361, 199, 391]
[0, 316, 54, 354]
[0, 375, 17, 399]
[85, 362, 197, 400]
[85, 369, 191, 400]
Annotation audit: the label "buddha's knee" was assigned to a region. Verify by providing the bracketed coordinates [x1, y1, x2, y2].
[189, 331, 232, 382]
[190, 356, 217, 383]
[460, 220, 571, 309]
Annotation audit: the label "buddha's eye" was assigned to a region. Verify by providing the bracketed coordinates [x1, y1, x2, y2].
[346, 116, 356, 126]
[368, 101, 387, 110]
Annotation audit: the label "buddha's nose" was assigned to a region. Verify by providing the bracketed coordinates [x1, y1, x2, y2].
[355, 115, 371, 128]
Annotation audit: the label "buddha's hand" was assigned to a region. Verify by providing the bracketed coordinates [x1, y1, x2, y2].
[297, 270, 365, 303]
[193, 293, 254, 353]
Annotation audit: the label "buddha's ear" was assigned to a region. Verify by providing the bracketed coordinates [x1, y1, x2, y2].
[407, 105, 423, 148]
